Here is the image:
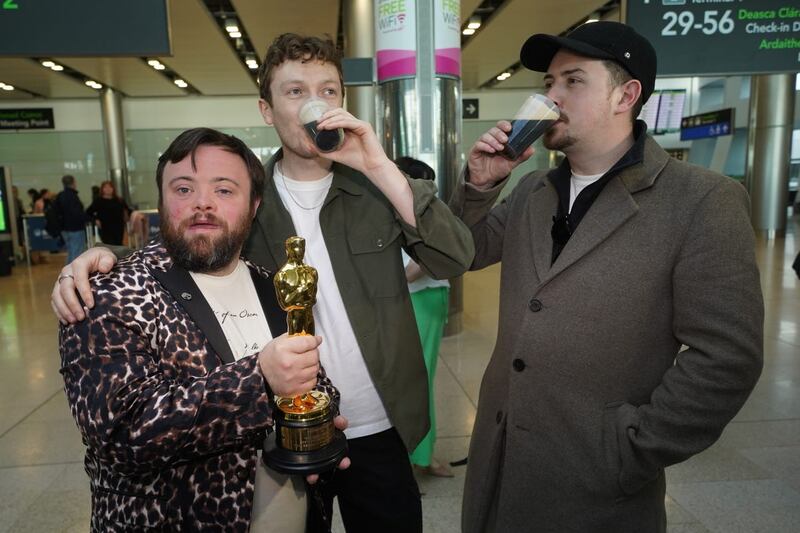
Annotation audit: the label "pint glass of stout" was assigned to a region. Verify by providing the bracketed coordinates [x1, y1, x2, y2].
[501, 94, 560, 160]
[299, 100, 345, 153]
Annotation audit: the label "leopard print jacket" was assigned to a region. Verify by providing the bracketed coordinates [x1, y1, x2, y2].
[59, 240, 338, 532]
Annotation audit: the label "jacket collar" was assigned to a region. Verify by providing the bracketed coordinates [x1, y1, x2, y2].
[256, 149, 370, 266]
[530, 125, 671, 286]
[547, 120, 649, 193]
[265, 148, 366, 199]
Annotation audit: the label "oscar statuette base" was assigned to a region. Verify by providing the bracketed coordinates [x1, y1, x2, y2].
[262, 391, 348, 475]
[262, 430, 347, 475]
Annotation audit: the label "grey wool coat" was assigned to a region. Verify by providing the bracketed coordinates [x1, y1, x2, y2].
[450, 133, 764, 532]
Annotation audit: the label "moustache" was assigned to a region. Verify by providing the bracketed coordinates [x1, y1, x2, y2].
[184, 214, 223, 226]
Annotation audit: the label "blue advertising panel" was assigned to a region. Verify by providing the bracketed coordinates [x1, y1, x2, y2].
[23, 214, 63, 252]
[146, 211, 160, 240]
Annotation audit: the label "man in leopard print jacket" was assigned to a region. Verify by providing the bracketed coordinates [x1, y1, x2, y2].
[59, 128, 339, 532]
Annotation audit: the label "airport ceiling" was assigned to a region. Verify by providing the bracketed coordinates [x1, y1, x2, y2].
[0, 0, 615, 101]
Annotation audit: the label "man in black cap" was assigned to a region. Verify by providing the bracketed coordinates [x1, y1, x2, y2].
[450, 21, 763, 532]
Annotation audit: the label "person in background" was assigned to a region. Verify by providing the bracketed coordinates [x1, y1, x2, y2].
[33, 188, 52, 214]
[86, 180, 129, 245]
[26, 188, 39, 212]
[396, 156, 453, 478]
[55, 175, 88, 263]
[12, 185, 25, 247]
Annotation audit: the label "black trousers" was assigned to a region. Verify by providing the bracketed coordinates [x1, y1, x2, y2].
[306, 427, 422, 533]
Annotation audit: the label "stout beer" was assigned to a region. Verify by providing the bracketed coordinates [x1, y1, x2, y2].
[501, 94, 560, 160]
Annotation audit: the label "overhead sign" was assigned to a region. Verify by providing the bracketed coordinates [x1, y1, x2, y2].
[0, 108, 54, 130]
[342, 58, 375, 86]
[680, 108, 734, 141]
[0, 0, 170, 56]
[462, 98, 479, 119]
[627, 1, 800, 76]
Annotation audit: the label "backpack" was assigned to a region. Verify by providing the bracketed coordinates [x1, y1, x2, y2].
[44, 198, 63, 238]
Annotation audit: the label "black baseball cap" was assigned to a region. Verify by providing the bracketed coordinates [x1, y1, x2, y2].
[520, 21, 657, 104]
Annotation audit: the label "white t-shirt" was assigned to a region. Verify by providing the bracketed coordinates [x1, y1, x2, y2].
[274, 164, 392, 439]
[190, 260, 272, 360]
[192, 261, 305, 533]
[402, 250, 450, 294]
[569, 172, 604, 212]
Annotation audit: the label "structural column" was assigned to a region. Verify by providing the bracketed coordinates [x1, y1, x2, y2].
[746, 74, 795, 238]
[343, 0, 376, 126]
[375, 0, 463, 332]
[99, 88, 131, 206]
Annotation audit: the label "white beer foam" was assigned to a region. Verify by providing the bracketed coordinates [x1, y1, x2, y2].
[514, 94, 560, 121]
[299, 100, 329, 124]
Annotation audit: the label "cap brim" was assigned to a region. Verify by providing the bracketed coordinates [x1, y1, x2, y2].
[520, 34, 616, 72]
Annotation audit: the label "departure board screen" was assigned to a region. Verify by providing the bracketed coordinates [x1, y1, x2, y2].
[627, 0, 800, 76]
[0, 0, 170, 56]
[638, 89, 687, 134]
[655, 90, 686, 133]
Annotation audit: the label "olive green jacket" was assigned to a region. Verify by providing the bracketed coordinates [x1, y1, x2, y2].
[242, 151, 475, 450]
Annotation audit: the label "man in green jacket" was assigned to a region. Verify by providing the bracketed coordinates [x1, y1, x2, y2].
[51, 34, 474, 532]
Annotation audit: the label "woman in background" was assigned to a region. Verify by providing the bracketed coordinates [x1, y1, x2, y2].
[396, 156, 453, 478]
[86, 180, 129, 245]
[33, 188, 53, 214]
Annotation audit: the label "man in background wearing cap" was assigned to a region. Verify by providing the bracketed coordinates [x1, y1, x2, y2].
[450, 21, 763, 532]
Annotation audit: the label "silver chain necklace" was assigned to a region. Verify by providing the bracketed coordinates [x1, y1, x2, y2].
[278, 163, 326, 211]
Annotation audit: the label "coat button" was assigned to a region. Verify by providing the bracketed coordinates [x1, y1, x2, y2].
[181, 292, 192, 301]
[495, 411, 503, 424]
[376, 238, 384, 248]
[513, 358, 526, 372]
[528, 298, 542, 312]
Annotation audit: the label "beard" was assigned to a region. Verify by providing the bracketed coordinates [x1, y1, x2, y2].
[542, 114, 576, 152]
[543, 130, 575, 152]
[160, 207, 254, 273]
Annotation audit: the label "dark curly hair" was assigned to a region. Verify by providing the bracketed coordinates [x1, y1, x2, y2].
[257, 33, 345, 105]
[155, 128, 265, 205]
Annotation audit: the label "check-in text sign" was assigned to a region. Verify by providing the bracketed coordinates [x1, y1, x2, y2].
[627, 1, 800, 76]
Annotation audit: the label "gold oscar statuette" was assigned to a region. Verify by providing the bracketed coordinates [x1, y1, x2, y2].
[262, 236, 347, 474]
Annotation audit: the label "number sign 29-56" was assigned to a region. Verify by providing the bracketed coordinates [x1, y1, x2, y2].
[627, 0, 800, 77]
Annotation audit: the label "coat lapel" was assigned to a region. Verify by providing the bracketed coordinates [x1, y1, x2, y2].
[526, 178, 559, 283]
[538, 137, 671, 285]
[254, 151, 298, 268]
[542, 176, 639, 284]
[151, 265, 236, 364]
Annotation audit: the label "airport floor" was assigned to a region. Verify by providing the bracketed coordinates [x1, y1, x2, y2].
[0, 214, 798, 533]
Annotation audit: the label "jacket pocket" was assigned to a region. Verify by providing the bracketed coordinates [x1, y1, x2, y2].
[602, 402, 626, 501]
[347, 222, 404, 297]
[602, 402, 659, 500]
